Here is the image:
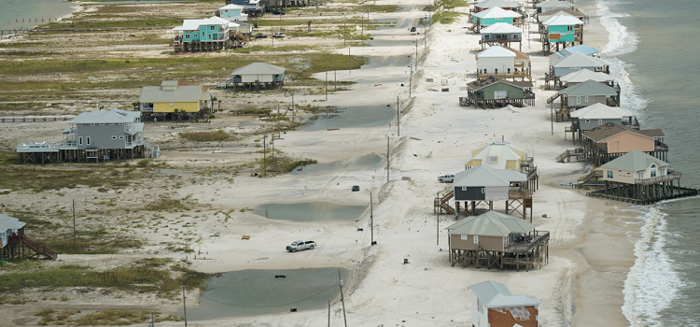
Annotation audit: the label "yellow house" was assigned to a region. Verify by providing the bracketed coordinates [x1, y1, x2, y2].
[465, 142, 528, 171]
[139, 80, 211, 113]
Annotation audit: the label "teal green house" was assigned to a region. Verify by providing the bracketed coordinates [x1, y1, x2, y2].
[172, 16, 234, 43]
[542, 14, 582, 43]
[472, 6, 522, 26]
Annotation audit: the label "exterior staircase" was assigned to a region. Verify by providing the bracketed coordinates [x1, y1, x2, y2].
[21, 235, 57, 260]
[434, 191, 455, 215]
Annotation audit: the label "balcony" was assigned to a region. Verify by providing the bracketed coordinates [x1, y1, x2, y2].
[635, 171, 681, 185]
[504, 230, 550, 253]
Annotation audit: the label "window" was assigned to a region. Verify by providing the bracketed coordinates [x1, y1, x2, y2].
[660, 168, 666, 176]
[567, 26, 573, 32]
[495, 68, 498, 74]
[473, 235, 479, 244]
[651, 164, 657, 178]
[607, 170, 613, 179]
[585, 119, 590, 123]
[638, 172, 644, 180]
[112, 136, 117, 139]
[576, 96, 581, 105]
[462, 187, 468, 191]
[210, 25, 216, 31]
[461, 235, 468, 240]
[489, 156, 498, 163]
[484, 69, 487, 73]
[118, 135, 124, 139]
[86, 136, 91, 145]
[185, 34, 190, 40]
[585, 96, 589, 102]
[507, 68, 511, 73]
[79, 136, 83, 145]
[599, 119, 603, 125]
[481, 188, 485, 194]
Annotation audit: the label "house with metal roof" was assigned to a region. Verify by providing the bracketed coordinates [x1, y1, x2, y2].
[560, 69, 614, 87]
[473, 0, 520, 13]
[17, 109, 158, 164]
[586, 150, 698, 204]
[476, 46, 532, 81]
[553, 52, 609, 77]
[139, 80, 211, 116]
[463, 76, 535, 108]
[480, 23, 523, 50]
[548, 44, 600, 67]
[570, 103, 638, 133]
[0, 214, 56, 260]
[453, 165, 532, 220]
[540, 14, 584, 54]
[219, 4, 248, 22]
[172, 16, 240, 52]
[558, 79, 620, 111]
[222, 62, 287, 89]
[447, 211, 549, 271]
[469, 280, 540, 327]
[225, 0, 264, 17]
[536, 0, 576, 13]
[471, 7, 522, 33]
[537, 8, 586, 24]
[466, 142, 528, 171]
[580, 122, 667, 165]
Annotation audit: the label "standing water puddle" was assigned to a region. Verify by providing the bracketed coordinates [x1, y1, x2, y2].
[300, 105, 396, 131]
[253, 202, 367, 222]
[182, 268, 351, 319]
[291, 154, 384, 175]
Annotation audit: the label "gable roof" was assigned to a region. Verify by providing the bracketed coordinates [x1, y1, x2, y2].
[582, 123, 664, 142]
[569, 103, 633, 119]
[172, 16, 231, 31]
[601, 150, 670, 172]
[231, 62, 286, 76]
[71, 109, 141, 124]
[542, 14, 583, 26]
[447, 211, 537, 236]
[554, 52, 607, 69]
[139, 83, 208, 104]
[559, 79, 618, 96]
[477, 46, 516, 58]
[467, 76, 532, 91]
[454, 165, 527, 187]
[536, 0, 575, 9]
[474, 6, 522, 19]
[560, 44, 599, 56]
[0, 214, 26, 232]
[539, 8, 585, 20]
[480, 22, 522, 34]
[469, 280, 541, 308]
[475, 0, 519, 9]
[560, 69, 612, 84]
[220, 4, 244, 10]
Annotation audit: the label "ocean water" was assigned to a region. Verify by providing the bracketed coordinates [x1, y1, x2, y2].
[0, 0, 75, 33]
[589, 0, 700, 326]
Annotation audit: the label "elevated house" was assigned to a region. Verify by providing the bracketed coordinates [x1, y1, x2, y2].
[588, 151, 698, 204]
[547, 52, 611, 89]
[548, 44, 599, 68]
[471, 7, 523, 33]
[568, 103, 638, 141]
[560, 69, 615, 89]
[0, 214, 56, 260]
[462, 76, 535, 108]
[219, 4, 248, 22]
[139, 81, 212, 121]
[452, 165, 532, 220]
[226, 0, 264, 17]
[537, 8, 586, 24]
[479, 23, 523, 51]
[581, 123, 667, 165]
[17, 109, 157, 163]
[222, 62, 286, 89]
[476, 46, 531, 81]
[473, 0, 520, 13]
[172, 16, 242, 52]
[540, 14, 584, 54]
[469, 280, 541, 327]
[447, 211, 549, 271]
[465, 141, 538, 190]
[554, 79, 620, 121]
[535, 0, 576, 13]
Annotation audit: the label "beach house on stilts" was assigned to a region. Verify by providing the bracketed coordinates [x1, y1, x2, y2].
[0, 214, 56, 260]
[221, 62, 286, 89]
[479, 23, 523, 51]
[447, 211, 549, 271]
[171, 16, 241, 52]
[462, 76, 535, 108]
[587, 151, 699, 204]
[471, 7, 523, 33]
[540, 14, 584, 54]
[469, 280, 541, 327]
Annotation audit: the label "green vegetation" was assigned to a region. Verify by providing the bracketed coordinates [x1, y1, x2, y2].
[431, 11, 466, 24]
[45, 18, 185, 29]
[0, 167, 145, 192]
[262, 156, 317, 174]
[180, 130, 232, 142]
[143, 195, 198, 212]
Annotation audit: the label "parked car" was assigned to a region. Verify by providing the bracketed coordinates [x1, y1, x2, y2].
[438, 174, 455, 183]
[272, 10, 286, 15]
[272, 32, 285, 38]
[286, 240, 316, 252]
[410, 26, 417, 32]
[254, 33, 267, 39]
[352, 185, 360, 192]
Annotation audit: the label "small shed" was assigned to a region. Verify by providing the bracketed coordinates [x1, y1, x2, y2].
[480, 23, 523, 50]
[465, 76, 535, 108]
[447, 211, 549, 270]
[469, 280, 540, 327]
[225, 62, 286, 89]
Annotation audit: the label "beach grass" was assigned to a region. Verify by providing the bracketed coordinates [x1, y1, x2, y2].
[179, 130, 232, 142]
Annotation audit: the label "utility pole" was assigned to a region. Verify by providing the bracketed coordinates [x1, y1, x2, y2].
[437, 192, 440, 245]
[334, 65, 337, 91]
[338, 269, 348, 327]
[151, 312, 155, 327]
[182, 285, 188, 327]
[263, 134, 267, 177]
[348, 47, 351, 74]
[327, 300, 331, 327]
[409, 65, 413, 98]
[386, 136, 390, 182]
[72, 199, 76, 250]
[415, 39, 418, 71]
[550, 101, 554, 135]
[277, 103, 280, 138]
[325, 72, 328, 101]
[291, 93, 295, 116]
[396, 96, 400, 137]
[370, 191, 374, 245]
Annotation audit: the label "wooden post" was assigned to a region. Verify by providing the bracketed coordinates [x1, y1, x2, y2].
[338, 270, 348, 327]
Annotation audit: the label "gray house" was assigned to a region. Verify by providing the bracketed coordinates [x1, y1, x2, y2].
[453, 165, 529, 218]
[559, 79, 620, 112]
[17, 109, 158, 163]
[553, 52, 609, 78]
[222, 62, 286, 89]
[570, 103, 638, 141]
